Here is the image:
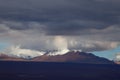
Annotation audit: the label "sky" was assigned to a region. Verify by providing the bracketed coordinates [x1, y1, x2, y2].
[92, 46, 120, 60]
[0, 0, 120, 60]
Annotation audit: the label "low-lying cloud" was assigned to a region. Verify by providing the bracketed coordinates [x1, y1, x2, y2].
[115, 53, 120, 61]
[3, 45, 45, 58]
[0, 0, 120, 57]
[0, 21, 120, 52]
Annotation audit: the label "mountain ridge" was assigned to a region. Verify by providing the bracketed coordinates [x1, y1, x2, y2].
[0, 51, 115, 64]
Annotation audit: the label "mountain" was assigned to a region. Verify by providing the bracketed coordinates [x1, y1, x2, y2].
[115, 61, 120, 64]
[0, 53, 25, 61]
[0, 51, 114, 64]
[32, 51, 114, 64]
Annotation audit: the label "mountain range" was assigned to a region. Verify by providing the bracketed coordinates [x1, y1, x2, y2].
[0, 51, 114, 64]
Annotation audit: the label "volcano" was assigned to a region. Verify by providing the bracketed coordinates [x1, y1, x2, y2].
[0, 51, 114, 64]
[32, 51, 114, 64]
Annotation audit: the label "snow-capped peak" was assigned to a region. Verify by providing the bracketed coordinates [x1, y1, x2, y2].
[47, 49, 69, 56]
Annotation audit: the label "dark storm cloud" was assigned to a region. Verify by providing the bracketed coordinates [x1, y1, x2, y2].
[0, 0, 120, 35]
[0, 0, 120, 52]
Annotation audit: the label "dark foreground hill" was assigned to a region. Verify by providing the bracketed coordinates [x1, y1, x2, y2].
[0, 61, 120, 80]
[0, 51, 114, 64]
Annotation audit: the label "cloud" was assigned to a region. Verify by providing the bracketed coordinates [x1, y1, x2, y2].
[0, 20, 120, 52]
[0, 0, 120, 53]
[53, 36, 68, 50]
[0, 0, 120, 35]
[3, 45, 45, 58]
[115, 53, 120, 61]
